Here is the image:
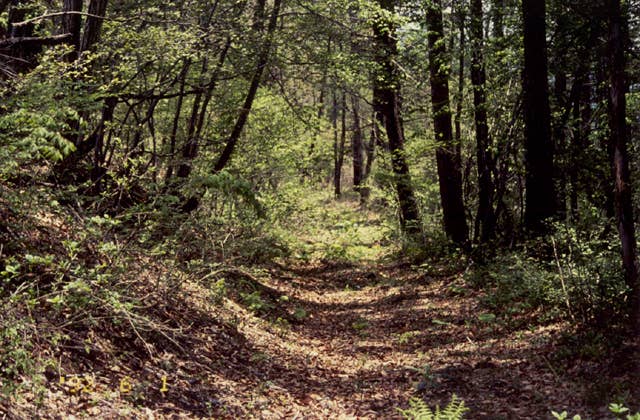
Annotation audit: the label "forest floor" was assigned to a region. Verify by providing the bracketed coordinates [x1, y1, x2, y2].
[3, 195, 633, 419]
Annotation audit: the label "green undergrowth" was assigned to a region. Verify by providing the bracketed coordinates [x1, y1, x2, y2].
[0, 171, 403, 415]
[280, 189, 400, 263]
[465, 221, 627, 331]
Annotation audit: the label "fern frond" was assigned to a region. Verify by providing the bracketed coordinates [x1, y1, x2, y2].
[398, 395, 468, 420]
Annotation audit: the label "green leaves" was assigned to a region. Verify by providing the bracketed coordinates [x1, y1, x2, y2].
[398, 395, 468, 419]
[191, 171, 264, 217]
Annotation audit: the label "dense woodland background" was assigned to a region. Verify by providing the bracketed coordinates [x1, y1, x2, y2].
[1, 0, 640, 417]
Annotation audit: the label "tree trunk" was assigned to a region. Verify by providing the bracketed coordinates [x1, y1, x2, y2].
[372, 0, 422, 237]
[62, 0, 82, 61]
[359, 111, 377, 204]
[426, 0, 468, 245]
[491, 0, 504, 39]
[453, 2, 464, 164]
[470, 0, 495, 243]
[522, 0, 555, 234]
[332, 90, 342, 197]
[81, 0, 108, 53]
[213, 0, 282, 173]
[553, 71, 568, 221]
[165, 59, 191, 184]
[351, 95, 364, 196]
[608, 0, 640, 336]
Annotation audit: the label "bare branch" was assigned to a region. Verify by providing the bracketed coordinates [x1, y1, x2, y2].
[11, 11, 114, 28]
[0, 34, 72, 48]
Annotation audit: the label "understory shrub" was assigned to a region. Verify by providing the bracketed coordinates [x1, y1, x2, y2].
[467, 222, 627, 329]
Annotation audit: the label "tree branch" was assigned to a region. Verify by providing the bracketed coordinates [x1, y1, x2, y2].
[0, 34, 72, 48]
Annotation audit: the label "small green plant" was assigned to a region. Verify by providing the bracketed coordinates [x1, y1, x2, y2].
[407, 364, 436, 391]
[609, 403, 640, 419]
[551, 412, 581, 420]
[397, 330, 420, 345]
[551, 403, 640, 420]
[351, 317, 369, 332]
[293, 306, 308, 321]
[240, 291, 273, 313]
[210, 278, 227, 304]
[476, 313, 497, 324]
[398, 395, 468, 419]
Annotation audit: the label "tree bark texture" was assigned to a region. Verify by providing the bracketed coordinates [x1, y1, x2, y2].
[608, 0, 640, 336]
[372, 0, 422, 236]
[426, 0, 468, 245]
[470, 0, 495, 242]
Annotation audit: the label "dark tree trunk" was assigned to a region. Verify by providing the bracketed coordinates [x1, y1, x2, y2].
[81, 0, 108, 52]
[89, 96, 117, 193]
[359, 111, 378, 204]
[470, 0, 495, 243]
[522, 0, 555, 234]
[453, 2, 464, 161]
[491, 0, 504, 39]
[372, 0, 421, 237]
[252, 0, 267, 32]
[553, 71, 568, 220]
[365, 112, 377, 181]
[351, 95, 364, 195]
[177, 59, 207, 180]
[568, 76, 582, 221]
[213, 0, 282, 173]
[62, 0, 82, 61]
[332, 92, 339, 196]
[165, 60, 191, 184]
[426, 0, 468, 245]
[177, 38, 232, 182]
[608, 0, 640, 336]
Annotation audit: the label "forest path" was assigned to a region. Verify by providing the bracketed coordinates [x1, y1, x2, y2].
[27, 196, 588, 418]
[216, 259, 579, 419]
[197, 196, 585, 418]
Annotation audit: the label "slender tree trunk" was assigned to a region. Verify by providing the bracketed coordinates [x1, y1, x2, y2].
[453, 2, 464, 160]
[491, 0, 504, 39]
[470, 0, 495, 242]
[338, 93, 347, 195]
[252, 0, 267, 32]
[165, 59, 191, 184]
[608, 0, 640, 336]
[373, 0, 422, 237]
[426, 0, 468, 245]
[568, 77, 582, 221]
[177, 38, 232, 181]
[88, 96, 116, 193]
[365, 112, 378, 181]
[177, 59, 207, 180]
[213, 0, 282, 173]
[351, 95, 364, 195]
[553, 71, 567, 220]
[359, 111, 377, 204]
[332, 90, 341, 197]
[522, 0, 555, 234]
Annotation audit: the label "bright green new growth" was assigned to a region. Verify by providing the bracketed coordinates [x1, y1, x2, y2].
[398, 395, 468, 420]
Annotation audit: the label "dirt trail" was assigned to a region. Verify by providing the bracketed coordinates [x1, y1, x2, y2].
[22, 259, 598, 419]
[208, 261, 583, 419]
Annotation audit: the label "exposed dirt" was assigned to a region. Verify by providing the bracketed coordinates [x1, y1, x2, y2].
[9, 257, 632, 419]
